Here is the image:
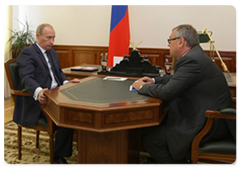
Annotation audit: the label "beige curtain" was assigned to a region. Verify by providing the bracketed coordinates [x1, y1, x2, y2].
[4, 6, 13, 98]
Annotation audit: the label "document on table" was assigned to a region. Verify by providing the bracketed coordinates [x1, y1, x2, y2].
[103, 76, 127, 81]
[71, 66, 98, 72]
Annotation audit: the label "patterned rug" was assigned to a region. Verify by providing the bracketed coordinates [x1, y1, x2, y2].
[4, 121, 150, 164]
[4, 121, 78, 164]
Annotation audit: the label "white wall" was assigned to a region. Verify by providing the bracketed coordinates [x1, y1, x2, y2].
[13, 5, 236, 51]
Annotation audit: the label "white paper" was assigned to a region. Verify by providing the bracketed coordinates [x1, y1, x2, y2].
[103, 76, 127, 81]
[113, 56, 123, 67]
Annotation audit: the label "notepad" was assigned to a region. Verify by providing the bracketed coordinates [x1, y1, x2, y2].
[103, 76, 127, 81]
[71, 66, 98, 72]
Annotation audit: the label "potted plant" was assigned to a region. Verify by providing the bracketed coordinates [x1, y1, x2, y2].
[8, 19, 35, 58]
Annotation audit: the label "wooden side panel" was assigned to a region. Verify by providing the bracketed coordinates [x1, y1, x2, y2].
[62, 106, 160, 132]
[72, 50, 98, 66]
[53, 45, 236, 72]
[55, 49, 72, 68]
[214, 57, 236, 72]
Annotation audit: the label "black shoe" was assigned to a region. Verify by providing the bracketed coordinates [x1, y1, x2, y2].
[145, 157, 157, 164]
[53, 157, 68, 164]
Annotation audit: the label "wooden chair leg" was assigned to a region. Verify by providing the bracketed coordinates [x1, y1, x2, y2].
[17, 126, 22, 160]
[191, 151, 198, 164]
[47, 119, 55, 164]
[36, 131, 40, 148]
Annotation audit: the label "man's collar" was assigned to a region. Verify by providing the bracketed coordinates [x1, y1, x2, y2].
[182, 49, 190, 57]
[36, 43, 46, 54]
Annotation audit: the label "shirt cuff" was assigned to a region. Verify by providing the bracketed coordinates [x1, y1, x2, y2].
[63, 80, 69, 85]
[152, 78, 155, 84]
[33, 87, 43, 101]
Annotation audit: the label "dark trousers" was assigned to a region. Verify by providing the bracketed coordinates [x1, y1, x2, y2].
[40, 112, 74, 158]
[54, 127, 74, 158]
[142, 124, 188, 164]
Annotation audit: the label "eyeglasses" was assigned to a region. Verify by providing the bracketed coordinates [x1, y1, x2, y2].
[167, 37, 181, 44]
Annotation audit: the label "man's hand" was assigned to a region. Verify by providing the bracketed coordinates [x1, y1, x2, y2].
[38, 88, 49, 105]
[138, 76, 154, 84]
[132, 76, 154, 91]
[67, 78, 80, 84]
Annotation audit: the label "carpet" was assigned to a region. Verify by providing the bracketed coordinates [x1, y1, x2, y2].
[4, 121, 78, 164]
[4, 121, 150, 164]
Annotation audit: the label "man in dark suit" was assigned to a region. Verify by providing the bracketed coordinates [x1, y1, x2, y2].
[133, 24, 235, 163]
[14, 23, 80, 164]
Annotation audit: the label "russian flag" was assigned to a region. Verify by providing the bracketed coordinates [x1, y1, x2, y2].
[108, 5, 130, 67]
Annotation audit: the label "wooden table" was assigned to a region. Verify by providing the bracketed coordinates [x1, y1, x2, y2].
[42, 76, 166, 163]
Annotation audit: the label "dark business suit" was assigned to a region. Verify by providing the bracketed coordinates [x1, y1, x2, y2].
[13, 43, 73, 158]
[139, 45, 234, 162]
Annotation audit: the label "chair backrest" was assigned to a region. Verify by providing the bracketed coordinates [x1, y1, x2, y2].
[5, 58, 19, 91]
[5, 58, 30, 101]
[5, 59, 20, 90]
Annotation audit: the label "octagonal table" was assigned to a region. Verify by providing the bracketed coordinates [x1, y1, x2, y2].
[42, 76, 166, 163]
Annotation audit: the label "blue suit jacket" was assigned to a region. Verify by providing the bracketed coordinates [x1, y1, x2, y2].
[13, 43, 67, 126]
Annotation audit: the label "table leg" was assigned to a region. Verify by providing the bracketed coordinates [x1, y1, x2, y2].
[77, 129, 140, 164]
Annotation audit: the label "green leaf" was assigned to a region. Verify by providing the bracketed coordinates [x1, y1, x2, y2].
[8, 18, 35, 57]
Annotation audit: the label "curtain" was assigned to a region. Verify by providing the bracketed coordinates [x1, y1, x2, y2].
[4, 5, 13, 98]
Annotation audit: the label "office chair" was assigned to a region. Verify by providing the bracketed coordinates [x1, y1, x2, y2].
[5, 58, 56, 163]
[191, 108, 236, 163]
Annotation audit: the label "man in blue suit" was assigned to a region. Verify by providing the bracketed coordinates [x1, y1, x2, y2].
[14, 24, 80, 164]
[133, 24, 235, 163]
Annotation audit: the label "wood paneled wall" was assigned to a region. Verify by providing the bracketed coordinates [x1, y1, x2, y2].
[53, 45, 236, 72]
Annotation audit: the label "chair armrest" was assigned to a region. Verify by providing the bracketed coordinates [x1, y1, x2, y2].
[11, 89, 31, 97]
[219, 108, 236, 116]
[205, 109, 236, 120]
[21, 88, 30, 94]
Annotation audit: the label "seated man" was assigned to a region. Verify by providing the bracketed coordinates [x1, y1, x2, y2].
[133, 24, 235, 163]
[13, 23, 80, 164]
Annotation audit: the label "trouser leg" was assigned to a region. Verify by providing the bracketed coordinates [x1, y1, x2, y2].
[142, 125, 187, 164]
[54, 127, 74, 158]
[202, 119, 231, 143]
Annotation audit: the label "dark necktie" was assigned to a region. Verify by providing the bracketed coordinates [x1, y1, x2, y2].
[44, 51, 59, 88]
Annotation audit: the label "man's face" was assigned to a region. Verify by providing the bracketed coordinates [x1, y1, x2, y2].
[36, 26, 55, 50]
[168, 29, 181, 59]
